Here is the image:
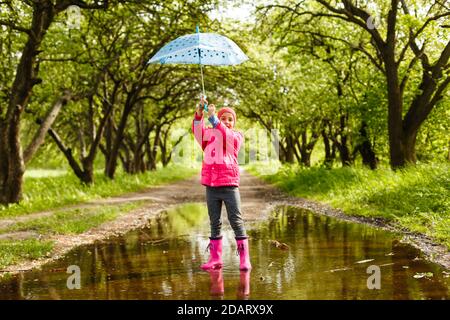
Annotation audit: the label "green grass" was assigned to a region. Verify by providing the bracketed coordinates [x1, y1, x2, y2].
[1, 202, 143, 235]
[0, 164, 199, 218]
[24, 169, 68, 178]
[0, 200, 147, 271]
[0, 239, 54, 270]
[246, 162, 450, 248]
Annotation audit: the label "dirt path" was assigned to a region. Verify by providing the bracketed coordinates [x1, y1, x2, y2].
[1, 169, 448, 275]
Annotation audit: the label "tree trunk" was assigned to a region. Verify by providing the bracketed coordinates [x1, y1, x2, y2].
[357, 122, 377, 170]
[23, 90, 71, 164]
[0, 121, 8, 203]
[131, 106, 143, 174]
[299, 148, 311, 167]
[328, 114, 352, 167]
[47, 127, 91, 184]
[331, 141, 338, 162]
[131, 148, 144, 174]
[147, 143, 158, 171]
[119, 142, 132, 173]
[103, 114, 114, 174]
[4, 106, 26, 203]
[0, 3, 56, 204]
[402, 127, 418, 164]
[339, 136, 352, 166]
[160, 145, 168, 167]
[322, 128, 333, 167]
[105, 92, 135, 179]
[447, 140, 450, 162]
[283, 135, 295, 164]
[80, 160, 94, 185]
[159, 129, 168, 167]
[298, 131, 316, 167]
[149, 126, 162, 170]
[384, 52, 405, 168]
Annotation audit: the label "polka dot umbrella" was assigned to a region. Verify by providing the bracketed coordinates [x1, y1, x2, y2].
[148, 26, 249, 110]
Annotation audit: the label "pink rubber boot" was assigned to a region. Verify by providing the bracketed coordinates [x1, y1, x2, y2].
[201, 238, 223, 270]
[236, 238, 252, 271]
[208, 269, 224, 296]
[237, 270, 250, 298]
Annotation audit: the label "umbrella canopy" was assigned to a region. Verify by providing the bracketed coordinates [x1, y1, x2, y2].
[148, 27, 248, 110]
[148, 32, 248, 66]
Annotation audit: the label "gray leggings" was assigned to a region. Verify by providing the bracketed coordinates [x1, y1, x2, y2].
[206, 186, 247, 238]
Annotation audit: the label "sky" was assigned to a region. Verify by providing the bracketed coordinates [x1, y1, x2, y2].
[208, 2, 256, 23]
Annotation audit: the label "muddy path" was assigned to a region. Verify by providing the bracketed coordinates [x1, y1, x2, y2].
[1, 169, 448, 276]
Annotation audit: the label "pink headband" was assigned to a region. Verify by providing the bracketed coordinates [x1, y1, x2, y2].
[217, 107, 237, 122]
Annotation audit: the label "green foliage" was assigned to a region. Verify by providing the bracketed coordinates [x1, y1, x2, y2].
[3, 0, 448, 178]
[250, 0, 450, 166]
[416, 99, 450, 162]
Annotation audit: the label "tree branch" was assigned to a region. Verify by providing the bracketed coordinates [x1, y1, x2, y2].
[24, 90, 72, 164]
[399, 55, 420, 94]
[0, 19, 31, 35]
[55, 0, 108, 12]
[315, 0, 385, 49]
[428, 74, 450, 109]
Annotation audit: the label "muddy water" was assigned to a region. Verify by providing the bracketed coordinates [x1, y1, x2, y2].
[0, 204, 448, 300]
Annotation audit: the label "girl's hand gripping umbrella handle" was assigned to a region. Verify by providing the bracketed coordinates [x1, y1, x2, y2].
[200, 95, 208, 112]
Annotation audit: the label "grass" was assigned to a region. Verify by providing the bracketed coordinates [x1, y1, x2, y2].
[246, 162, 450, 248]
[1, 202, 143, 235]
[0, 240, 54, 270]
[0, 164, 199, 218]
[24, 169, 68, 178]
[0, 200, 148, 271]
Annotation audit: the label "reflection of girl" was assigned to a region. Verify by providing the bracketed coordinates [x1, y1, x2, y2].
[208, 269, 250, 298]
[192, 96, 251, 271]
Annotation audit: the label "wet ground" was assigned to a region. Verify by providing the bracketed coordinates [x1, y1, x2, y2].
[2, 169, 448, 275]
[0, 203, 448, 300]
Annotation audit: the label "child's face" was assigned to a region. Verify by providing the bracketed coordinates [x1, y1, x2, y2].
[220, 112, 235, 129]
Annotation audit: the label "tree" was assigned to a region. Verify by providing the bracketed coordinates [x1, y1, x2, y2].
[258, 0, 450, 168]
[0, 0, 107, 204]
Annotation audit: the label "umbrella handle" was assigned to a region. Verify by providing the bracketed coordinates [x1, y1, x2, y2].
[200, 93, 208, 112]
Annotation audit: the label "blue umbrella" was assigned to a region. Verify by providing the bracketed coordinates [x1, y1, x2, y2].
[148, 26, 248, 110]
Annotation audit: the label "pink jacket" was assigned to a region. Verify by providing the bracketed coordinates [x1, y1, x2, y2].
[192, 112, 243, 187]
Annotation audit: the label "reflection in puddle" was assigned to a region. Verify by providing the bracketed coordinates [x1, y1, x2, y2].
[0, 204, 448, 299]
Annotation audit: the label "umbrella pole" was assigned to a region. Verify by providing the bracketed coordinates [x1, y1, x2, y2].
[196, 26, 207, 111]
[199, 59, 207, 111]
[196, 26, 206, 100]
[200, 63, 206, 99]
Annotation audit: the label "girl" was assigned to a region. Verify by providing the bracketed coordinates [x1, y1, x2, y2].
[192, 96, 251, 271]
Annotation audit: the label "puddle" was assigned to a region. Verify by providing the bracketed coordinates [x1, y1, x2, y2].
[0, 204, 448, 300]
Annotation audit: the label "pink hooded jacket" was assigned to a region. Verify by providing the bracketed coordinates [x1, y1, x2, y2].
[192, 112, 243, 187]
